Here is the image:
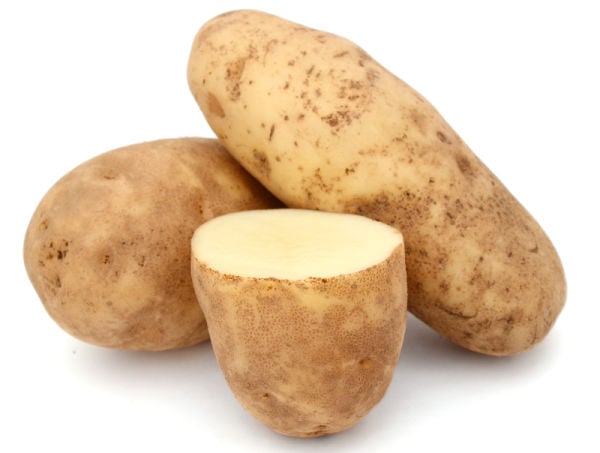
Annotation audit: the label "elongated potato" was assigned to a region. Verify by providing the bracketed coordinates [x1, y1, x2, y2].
[188, 10, 566, 355]
[191, 209, 407, 437]
[24, 138, 282, 350]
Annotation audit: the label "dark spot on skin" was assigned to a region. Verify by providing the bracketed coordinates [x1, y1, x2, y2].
[438, 304, 477, 319]
[529, 245, 539, 253]
[436, 130, 451, 144]
[103, 255, 111, 264]
[268, 124, 275, 141]
[358, 358, 373, 367]
[333, 51, 349, 58]
[283, 115, 289, 121]
[225, 57, 247, 100]
[455, 155, 474, 176]
[206, 92, 225, 118]
[323, 114, 339, 127]
[253, 149, 271, 176]
[261, 393, 270, 400]
[55, 276, 62, 288]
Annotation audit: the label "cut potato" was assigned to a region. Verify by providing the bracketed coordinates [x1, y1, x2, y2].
[191, 209, 407, 437]
[23, 138, 282, 351]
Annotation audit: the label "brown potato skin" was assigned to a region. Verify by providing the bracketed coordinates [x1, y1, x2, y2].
[24, 138, 282, 350]
[188, 10, 566, 356]
[191, 244, 407, 437]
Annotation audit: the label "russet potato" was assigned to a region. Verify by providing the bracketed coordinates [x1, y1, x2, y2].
[24, 137, 282, 350]
[188, 10, 566, 356]
[191, 209, 407, 437]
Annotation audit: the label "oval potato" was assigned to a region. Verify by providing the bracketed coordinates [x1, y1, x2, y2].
[24, 137, 282, 350]
[188, 10, 566, 355]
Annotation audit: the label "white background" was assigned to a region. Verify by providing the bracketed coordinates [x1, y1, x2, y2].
[2, 1, 598, 452]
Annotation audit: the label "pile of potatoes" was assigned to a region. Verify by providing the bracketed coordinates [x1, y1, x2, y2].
[24, 10, 566, 438]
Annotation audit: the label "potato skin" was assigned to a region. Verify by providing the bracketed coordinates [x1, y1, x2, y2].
[188, 10, 566, 355]
[191, 245, 407, 437]
[24, 138, 282, 350]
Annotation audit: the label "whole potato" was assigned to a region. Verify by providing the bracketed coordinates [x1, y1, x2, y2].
[24, 137, 282, 350]
[187, 10, 566, 355]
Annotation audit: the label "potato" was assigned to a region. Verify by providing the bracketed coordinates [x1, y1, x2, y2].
[191, 209, 407, 437]
[24, 138, 282, 351]
[188, 10, 566, 355]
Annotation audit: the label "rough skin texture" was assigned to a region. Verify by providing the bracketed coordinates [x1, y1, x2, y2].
[24, 138, 282, 350]
[188, 10, 567, 356]
[192, 244, 407, 437]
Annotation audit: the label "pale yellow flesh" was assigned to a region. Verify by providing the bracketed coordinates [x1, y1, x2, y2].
[192, 209, 403, 280]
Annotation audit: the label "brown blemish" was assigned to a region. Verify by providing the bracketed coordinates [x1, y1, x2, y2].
[206, 92, 225, 118]
[409, 108, 428, 134]
[438, 303, 477, 319]
[455, 155, 474, 177]
[315, 34, 327, 44]
[225, 57, 247, 100]
[268, 124, 275, 141]
[358, 358, 373, 368]
[436, 130, 451, 144]
[252, 149, 271, 177]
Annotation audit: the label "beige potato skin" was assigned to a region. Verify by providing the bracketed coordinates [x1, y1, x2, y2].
[188, 10, 566, 356]
[191, 245, 407, 437]
[24, 138, 282, 350]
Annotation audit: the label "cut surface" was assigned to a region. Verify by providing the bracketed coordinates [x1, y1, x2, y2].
[192, 209, 403, 280]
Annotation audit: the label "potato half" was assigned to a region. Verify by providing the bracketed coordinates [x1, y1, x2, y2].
[24, 138, 282, 350]
[188, 10, 566, 355]
[191, 209, 407, 437]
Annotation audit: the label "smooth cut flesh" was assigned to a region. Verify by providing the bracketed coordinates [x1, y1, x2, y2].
[191, 209, 403, 280]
